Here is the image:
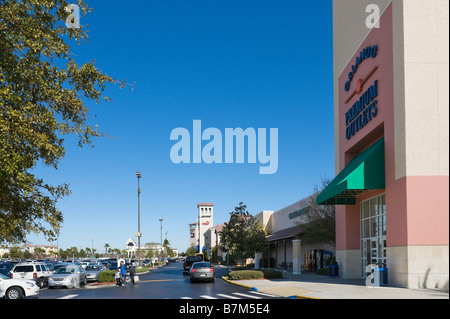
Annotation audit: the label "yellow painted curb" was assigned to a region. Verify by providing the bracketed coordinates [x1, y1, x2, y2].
[293, 295, 322, 299]
[221, 276, 321, 300]
[221, 276, 255, 290]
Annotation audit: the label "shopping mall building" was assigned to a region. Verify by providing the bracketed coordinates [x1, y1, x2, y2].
[317, 0, 448, 288]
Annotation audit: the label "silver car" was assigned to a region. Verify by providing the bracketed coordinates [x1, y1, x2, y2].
[189, 262, 215, 283]
[85, 265, 103, 282]
[48, 265, 87, 288]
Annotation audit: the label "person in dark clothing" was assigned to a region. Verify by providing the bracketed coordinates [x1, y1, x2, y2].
[129, 262, 136, 285]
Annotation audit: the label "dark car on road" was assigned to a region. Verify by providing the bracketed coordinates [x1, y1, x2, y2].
[182, 255, 203, 275]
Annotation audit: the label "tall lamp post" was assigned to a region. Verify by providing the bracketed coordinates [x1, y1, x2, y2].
[136, 172, 142, 267]
[159, 218, 163, 263]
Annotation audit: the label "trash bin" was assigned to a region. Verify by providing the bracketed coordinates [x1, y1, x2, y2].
[328, 264, 339, 278]
[378, 267, 388, 286]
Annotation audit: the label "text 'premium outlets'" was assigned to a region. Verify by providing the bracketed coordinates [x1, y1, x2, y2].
[170, 120, 278, 175]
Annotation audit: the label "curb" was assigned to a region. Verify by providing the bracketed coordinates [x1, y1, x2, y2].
[221, 276, 319, 300]
[221, 276, 256, 290]
[289, 295, 321, 299]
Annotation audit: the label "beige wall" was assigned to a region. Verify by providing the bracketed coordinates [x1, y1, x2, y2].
[189, 223, 198, 248]
[268, 197, 311, 234]
[397, 0, 449, 178]
[254, 210, 274, 233]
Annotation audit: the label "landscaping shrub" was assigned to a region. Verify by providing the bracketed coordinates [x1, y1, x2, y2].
[261, 269, 283, 279]
[316, 267, 329, 276]
[227, 269, 283, 280]
[97, 268, 147, 282]
[228, 270, 264, 280]
[98, 270, 115, 282]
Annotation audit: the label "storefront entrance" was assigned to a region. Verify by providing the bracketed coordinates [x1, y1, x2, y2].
[360, 194, 386, 277]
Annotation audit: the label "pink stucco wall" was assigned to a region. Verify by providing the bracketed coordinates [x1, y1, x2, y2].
[336, 4, 394, 250]
[335, 3, 449, 250]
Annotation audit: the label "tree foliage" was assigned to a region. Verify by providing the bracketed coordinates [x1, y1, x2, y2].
[299, 178, 336, 247]
[219, 202, 266, 265]
[0, 0, 126, 244]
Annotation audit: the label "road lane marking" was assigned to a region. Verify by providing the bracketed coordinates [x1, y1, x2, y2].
[58, 294, 78, 299]
[232, 292, 263, 299]
[250, 291, 278, 298]
[180, 291, 275, 300]
[200, 295, 218, 299]
[217, 294, 242, 299]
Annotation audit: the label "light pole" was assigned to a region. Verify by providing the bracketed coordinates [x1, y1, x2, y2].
[136, 171, 142, 267]
[159, 218, 163, 262]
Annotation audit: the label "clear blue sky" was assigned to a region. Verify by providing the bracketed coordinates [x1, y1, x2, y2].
[28, 0, 335, 254]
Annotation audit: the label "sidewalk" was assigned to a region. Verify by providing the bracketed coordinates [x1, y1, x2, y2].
[223, 269, 449, 299]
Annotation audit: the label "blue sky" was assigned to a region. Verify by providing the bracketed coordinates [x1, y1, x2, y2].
[28, 0, 335, 254]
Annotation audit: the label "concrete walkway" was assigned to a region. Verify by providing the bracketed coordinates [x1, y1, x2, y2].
[223, 269, 449, 299]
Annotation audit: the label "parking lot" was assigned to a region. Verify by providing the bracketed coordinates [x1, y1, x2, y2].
[1, 258, 151, 299]
[2, 258, 285, 300]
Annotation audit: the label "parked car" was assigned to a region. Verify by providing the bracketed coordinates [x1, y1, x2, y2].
[108, 261, 118, 270]
[10, 262, 52, 288]
[189, 262, 215, 283]
[0, 262, 15, 277]
[79, 261, 96, 268]
[183, 255, 203, 275]
[50, 262, 70, 273]
[85, 265, 103, 282]
[48, 264, 87, 289]
[0, 273, 40, 299]
[79, 261, 89, 269]
[97, 261, 111, 270]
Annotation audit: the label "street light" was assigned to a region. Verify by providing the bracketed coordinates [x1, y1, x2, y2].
[159, 218, 163, 262]
[136, 171, 142, 267]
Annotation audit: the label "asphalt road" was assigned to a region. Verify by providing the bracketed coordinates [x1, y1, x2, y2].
[36, 262, 284, 300]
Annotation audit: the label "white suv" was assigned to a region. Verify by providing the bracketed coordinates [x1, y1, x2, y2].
[0, 273, 40, 299]
[11, 262, 52, 288]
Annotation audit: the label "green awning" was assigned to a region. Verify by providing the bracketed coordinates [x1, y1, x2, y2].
[317, 138, 385, 205]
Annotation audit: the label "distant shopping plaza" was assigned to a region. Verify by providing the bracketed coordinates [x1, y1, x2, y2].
[190, 1, 449, 290]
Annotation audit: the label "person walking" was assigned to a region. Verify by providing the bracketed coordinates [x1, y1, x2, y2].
[115, 269, 122, 287]
[129, 262, 136, 285]
[120, 261, 127, 286]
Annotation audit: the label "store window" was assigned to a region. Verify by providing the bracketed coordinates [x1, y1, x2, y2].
[360, 194, 386, 277]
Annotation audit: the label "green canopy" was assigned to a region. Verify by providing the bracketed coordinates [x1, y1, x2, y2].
[317, 138, 385, 205]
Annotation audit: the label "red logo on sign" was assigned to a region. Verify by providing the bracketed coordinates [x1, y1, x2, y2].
[356, 78, 363, 94]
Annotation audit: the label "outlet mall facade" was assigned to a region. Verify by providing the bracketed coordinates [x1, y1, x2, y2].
[315, 0, 448, 289]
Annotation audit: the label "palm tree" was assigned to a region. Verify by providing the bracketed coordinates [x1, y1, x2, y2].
[104, 243, 110, 257]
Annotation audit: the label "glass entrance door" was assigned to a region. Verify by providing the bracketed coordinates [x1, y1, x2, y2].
[360, 194, 386, 277]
